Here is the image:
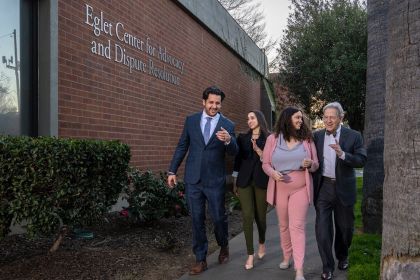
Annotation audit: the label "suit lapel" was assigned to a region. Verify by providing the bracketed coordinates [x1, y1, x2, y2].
[339, 126, 348, 147]
[196, 113, 206, 145]
[318, 130, 326, 161]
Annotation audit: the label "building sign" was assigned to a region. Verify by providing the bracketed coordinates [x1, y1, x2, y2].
[84, 4, 184, 86]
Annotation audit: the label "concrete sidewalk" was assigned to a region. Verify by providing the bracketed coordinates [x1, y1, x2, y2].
[179, 207, 347, 280]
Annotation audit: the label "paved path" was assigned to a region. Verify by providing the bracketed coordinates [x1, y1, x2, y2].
[179, 207, 347, 280]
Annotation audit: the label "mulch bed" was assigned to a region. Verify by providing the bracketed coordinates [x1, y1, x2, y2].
[0, 209, 243, 280]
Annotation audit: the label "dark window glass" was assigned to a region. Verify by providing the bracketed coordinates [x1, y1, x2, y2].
[0, 1, 20, 135]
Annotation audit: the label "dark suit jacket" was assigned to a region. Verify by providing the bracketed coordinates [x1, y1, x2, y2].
[233, 132, 269, 189]
[313, 127, 367, 206]
[169, 112, 238, 186]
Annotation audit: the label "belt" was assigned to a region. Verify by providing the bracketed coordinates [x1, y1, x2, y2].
[322, 176, 336, 183]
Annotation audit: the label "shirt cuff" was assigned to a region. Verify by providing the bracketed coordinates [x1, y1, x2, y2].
[339, 152, 346, 160]
[232, 171, 238, 177]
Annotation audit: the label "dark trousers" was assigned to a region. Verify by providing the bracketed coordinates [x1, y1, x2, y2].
[186, 182, 228, 262]
[315, 178, 354, 273]
[237, 183, 267, 255]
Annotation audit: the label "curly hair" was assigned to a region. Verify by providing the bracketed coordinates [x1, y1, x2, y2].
[274, 107, 312, 141]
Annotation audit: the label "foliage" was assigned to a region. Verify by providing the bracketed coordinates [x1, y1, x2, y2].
[0, 136, 130, 239]
[278, 0, 367, 131]
[123, 169, 188, 222]
[0, 72, 17, 113]
[227, 192, 241, 213]
[354, 176, 363, 229]
[348, 173, 381, 279]
[218, 0, 277, 62]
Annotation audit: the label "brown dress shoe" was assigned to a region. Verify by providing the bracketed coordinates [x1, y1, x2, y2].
[189, 261, 207, 275]
[218, 246, 229, 264]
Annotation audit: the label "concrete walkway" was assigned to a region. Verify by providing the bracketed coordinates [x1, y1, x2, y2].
[179, 207, 347, 280]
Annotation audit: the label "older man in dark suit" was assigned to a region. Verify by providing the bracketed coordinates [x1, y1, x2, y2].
[167, 86, 238, 275]
[313, 102, 367, 280]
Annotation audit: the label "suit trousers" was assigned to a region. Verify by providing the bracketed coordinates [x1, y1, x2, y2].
[238, 182, 267, 255]
[315, 178, 355, 273]
[186, 181, 228, 262]
[275, 171, 308, 270]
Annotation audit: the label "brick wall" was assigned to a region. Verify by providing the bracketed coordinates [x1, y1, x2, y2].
[58, 0, 263, 174]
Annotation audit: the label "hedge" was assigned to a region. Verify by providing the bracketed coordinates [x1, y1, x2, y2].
[0, 136, 130, 239]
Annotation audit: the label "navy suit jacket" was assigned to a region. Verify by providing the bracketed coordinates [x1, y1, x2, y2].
[313, 127, 367, 206]
[169, 112, 239, 186]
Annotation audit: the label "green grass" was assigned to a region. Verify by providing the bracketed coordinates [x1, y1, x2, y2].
[348, 176, 381, 280]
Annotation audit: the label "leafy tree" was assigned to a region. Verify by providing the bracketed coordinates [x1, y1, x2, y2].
[218, 0, 277, 62]
[0, 72, 17, 113]
[278, 0, 367, 131]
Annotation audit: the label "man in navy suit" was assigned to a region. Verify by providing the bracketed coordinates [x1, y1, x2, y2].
[313, 102, 367, 280]
[167, 86, 238, 275]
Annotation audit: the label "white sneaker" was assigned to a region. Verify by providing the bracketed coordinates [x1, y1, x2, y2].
[279, 260, 291, 269]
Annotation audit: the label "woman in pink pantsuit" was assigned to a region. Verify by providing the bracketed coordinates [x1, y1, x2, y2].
[262, 107, 319, 280]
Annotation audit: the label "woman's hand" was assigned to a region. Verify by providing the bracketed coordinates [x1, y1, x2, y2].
[301, 158, 313, 169]
[251, 139, 263, 157]
[272, 171, 284, 181]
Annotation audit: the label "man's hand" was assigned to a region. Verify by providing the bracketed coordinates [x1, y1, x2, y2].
[216, 127, 231, 143]
[232, 178, 239, 197]
[167, 174, 177, 188]
[329, 139, 344, 157]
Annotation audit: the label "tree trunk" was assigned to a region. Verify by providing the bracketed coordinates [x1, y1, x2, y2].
[381, 0, 420, 279]
[362, 0, 388, 234]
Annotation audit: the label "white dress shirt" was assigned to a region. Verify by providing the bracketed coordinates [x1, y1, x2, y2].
[201, 111, 220, 138]
[322, 125, 345, 178]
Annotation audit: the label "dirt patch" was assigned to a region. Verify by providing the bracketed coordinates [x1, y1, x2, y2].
[0, 209, 243, 280]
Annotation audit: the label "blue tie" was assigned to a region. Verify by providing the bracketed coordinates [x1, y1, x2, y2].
[204, 117, 212, 144]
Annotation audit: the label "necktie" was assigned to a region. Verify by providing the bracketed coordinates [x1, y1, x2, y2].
[326, 130, 337, 137]
[204, 117, 212, 144]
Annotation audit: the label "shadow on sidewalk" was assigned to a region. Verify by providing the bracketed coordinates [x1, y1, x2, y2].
[179, 207, 347, 280]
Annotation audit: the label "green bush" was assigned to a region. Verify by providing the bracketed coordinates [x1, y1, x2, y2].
[123, 169, 188, 222]
[0, 136, 130, 239]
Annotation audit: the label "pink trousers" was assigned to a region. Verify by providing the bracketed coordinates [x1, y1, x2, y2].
[275, 170, 308, 269]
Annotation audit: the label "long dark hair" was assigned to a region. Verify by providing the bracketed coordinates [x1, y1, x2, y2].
[274, 107, 312, 141]
[248, 110, 270, 138]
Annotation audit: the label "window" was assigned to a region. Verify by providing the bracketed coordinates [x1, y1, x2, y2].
[0, 1, 21, 135]
[0, 0, 37, 136]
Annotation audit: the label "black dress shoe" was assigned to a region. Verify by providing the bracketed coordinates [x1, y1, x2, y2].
[321, 271, 333, 280]
[338, 259, 349, 270]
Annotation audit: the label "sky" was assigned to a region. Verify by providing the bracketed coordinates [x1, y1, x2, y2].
[260, 0, 292, 62]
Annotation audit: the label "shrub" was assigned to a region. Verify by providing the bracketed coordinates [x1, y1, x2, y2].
[123, 169, 188, 222]
[0, 136, 130, 239]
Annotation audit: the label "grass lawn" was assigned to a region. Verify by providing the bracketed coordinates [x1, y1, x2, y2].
[348, 177, 381, 280]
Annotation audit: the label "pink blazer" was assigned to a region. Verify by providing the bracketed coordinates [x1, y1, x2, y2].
[262, 134, 319, 206]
